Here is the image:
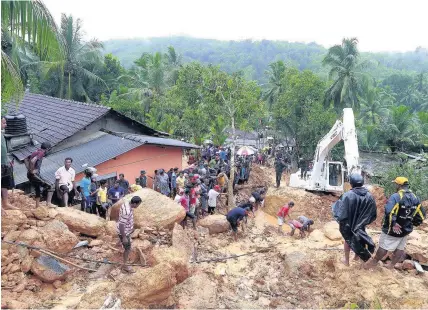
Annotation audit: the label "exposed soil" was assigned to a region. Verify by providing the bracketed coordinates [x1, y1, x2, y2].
[2, 165, 428, 309]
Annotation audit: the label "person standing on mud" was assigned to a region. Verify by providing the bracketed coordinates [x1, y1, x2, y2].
[365, 177, 425, 269]
[117, 196, 142, 273]
[332, 173, 377, 266]
[274, 156, 286, 188]
[277, 201, 294, 235]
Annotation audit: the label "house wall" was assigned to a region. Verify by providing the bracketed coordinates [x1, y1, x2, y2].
[52, 113, 157, 153]
[74, 144, 183, 188]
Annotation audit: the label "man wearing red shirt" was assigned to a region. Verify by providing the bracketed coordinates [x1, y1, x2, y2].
[277, 201, 294, 235]
[179, 188, 196, 229]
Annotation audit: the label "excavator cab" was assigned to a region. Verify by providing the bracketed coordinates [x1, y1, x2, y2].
[326, 161, 344, 191]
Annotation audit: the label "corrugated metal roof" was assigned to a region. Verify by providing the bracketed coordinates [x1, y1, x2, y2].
[13, 133, 143, 185]
[5, 93, 111, 159]
[111, 132, 200, 149]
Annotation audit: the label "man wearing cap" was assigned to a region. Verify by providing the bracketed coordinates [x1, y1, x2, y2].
[138, 170, 147, 188]
[365, 177, 425, 269]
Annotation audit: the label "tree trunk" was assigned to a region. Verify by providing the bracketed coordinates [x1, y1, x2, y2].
[227, 116, 236, 210]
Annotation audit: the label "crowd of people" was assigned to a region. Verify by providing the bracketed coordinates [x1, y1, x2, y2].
[1, 117, 426, 273]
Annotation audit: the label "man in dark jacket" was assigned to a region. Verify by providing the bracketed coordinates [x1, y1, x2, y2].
[365, 177, 425, 269]
[333, 173, 377, 265]
[274, 156, 286, 188]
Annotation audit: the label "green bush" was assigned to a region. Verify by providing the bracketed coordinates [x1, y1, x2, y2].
[379, 162, 428, 200]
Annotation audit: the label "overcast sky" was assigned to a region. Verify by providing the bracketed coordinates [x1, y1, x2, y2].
[43, 0, 427, 52]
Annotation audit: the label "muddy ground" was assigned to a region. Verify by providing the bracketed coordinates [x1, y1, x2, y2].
[2, 165, 428, 309]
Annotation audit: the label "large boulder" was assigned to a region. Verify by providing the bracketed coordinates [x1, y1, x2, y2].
[1, 210, 27, 233]
[149, 247, 189, 284]
[56, 208, 106, 237]
[323, 221, 342, 241]
[172, 223, 194, 259]
[30, 255, 71, 283]
[110, 188, 185, 230]
[198, 215, 230, 234]
[16, 229, 44, 246]
[118, 263, 177, 308]
[39, 220, 79, 253]
[32, 206, 49, 220]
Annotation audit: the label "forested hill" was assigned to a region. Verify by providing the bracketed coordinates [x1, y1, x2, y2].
[103, 37, 428, 82]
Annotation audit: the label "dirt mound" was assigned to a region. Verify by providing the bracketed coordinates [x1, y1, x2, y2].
[263, 192, 335, 227]
[247, 165, 270, 188]
[110, 188, 186, 229]
[368, 185, 388, 226]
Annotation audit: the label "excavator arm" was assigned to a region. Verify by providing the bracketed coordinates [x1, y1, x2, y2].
[289, 108, 360, 192]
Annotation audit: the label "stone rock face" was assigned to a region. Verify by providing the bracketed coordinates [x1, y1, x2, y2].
[104, 221, 117, 236]
[30, 255, 71, 283]
[110, 188, 186, 229]
[1, 210, 27, 233]
[198, 215, 230, 234]
[56, 208, 106, 237]
[118, 263, 177, 308]
[40, 220, 79, 253]
[17, 229, 44, 246]
[174, 273, 217, 309]
[323, 221, 342, 241]
[32, 206, 49, 220]
[172, 223, 194, 259]
[149, 247, 189, 284]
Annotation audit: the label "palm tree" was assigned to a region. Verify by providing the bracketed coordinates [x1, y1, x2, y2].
[262, 60, 286, 110]
[381, 105, 417, 151]
[35, 14, 106, 101]
[164, 46, 181, 85]
[209, 116, 228, 146]
[119, 51, 172, 120]
[359, 81, 393, 124]
[1, 0, 61, 103]
[323, 38, 372, 110]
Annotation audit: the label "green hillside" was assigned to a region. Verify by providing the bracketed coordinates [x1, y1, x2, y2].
[103, 37, 428, 82]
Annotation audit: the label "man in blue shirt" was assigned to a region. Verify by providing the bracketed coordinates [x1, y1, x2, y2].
[79, 169, 92, 212]
[219, 148, 227, 161]
[108, 181, 125, 205]
[226, 207, 250, 241]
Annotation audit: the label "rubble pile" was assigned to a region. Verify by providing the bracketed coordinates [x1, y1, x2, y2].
[2, 174, 428, 309]
[1, 190, 189, 309]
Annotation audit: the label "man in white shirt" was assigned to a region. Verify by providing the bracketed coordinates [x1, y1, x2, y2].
[207, 185, 222, 214]
[55, 157, 76, 207]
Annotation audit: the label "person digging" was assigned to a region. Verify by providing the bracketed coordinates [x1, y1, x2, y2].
[117, 196, 142, 273]
[277, 201, 294, 235]
[226, 207, 250, 241]
[288, 216, 314, 238]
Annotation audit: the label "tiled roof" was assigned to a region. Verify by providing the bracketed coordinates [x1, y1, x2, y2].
[111, 132, 200, 149]
[5, 93, 111, 160]
[13, 133, 143, 185]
